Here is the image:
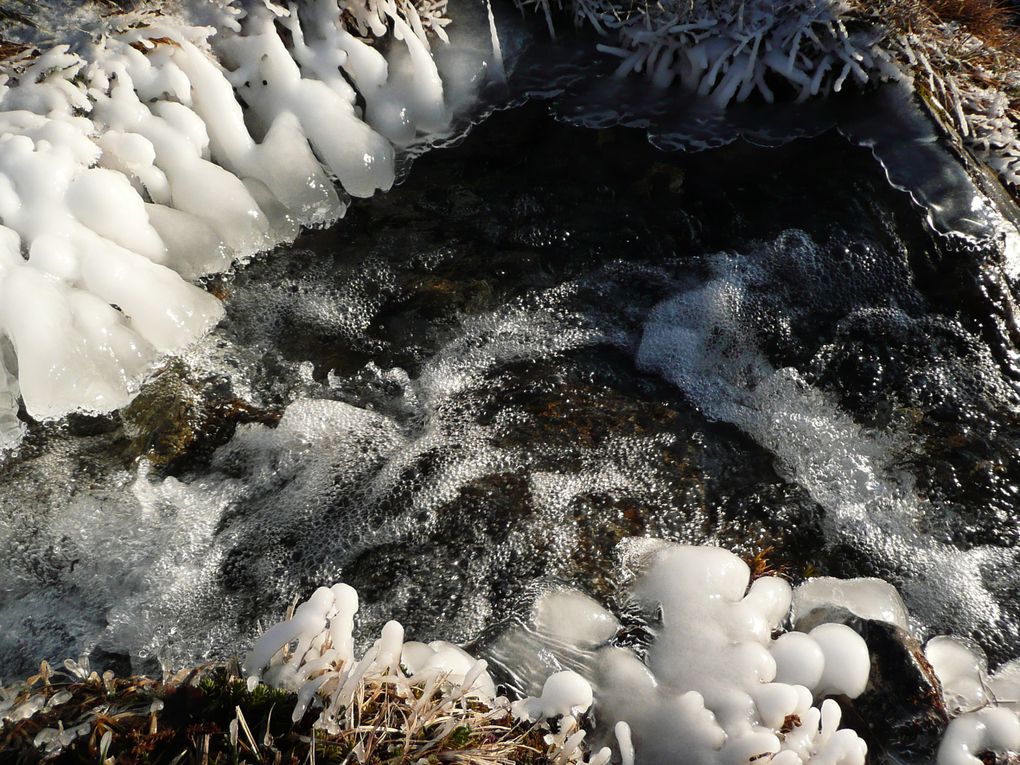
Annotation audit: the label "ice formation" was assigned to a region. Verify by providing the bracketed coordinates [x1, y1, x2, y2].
[517, 0, 1020, 189]
[792, 576, 909, 631]
[789, 575, 1020, 765]
[242, 581, 499, 727]
[243, 545, 902, 764]
[517, 0, 899, 105]
[243, 580, 612, 764]
[491, 541, 871, 765]
[487, 539, 1020, 764]
[0, 0, 490, 448]
[925, 636, 1020, 765]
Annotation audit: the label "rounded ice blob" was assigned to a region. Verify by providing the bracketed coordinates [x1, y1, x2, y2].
[771, 631, 826, 690]
[809, 623, 870, 699]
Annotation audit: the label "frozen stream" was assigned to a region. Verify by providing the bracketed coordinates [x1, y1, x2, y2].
[1, 100, 1019, 685]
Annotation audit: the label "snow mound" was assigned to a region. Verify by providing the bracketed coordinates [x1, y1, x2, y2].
[0, 0, 493, 448]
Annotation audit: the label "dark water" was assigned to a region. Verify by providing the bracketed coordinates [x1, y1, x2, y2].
[1, 101, 1019, 682]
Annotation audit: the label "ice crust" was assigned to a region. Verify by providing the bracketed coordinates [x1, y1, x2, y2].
[0, 0, 491, 447]
[515, 0, 1020, 190]
[925, 637, 1020, 765]
[238, 543, 1020, 765]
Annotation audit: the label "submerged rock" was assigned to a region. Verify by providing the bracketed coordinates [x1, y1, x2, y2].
[121, 360, 281, 473]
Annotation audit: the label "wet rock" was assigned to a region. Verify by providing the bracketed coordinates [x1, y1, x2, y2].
[120, 360, 281, 474]
[797, 606, 949, 764]
[982, 753, 1020, 765]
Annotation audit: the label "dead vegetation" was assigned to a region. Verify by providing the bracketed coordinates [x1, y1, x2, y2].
[865, 0, 1020, 188]
[920, 0, 1018, 48]
[1, 660, 554, 765]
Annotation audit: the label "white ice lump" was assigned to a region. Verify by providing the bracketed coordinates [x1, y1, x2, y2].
[0, 0, 485, 448]
[596, 544, 869, 765]
[927, 636, 1020, 765]
[497, 542, 872, 765]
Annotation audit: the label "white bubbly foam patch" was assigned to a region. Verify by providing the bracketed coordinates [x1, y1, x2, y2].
[634, 235, 1018, 643]
[0, 0, 495, 447]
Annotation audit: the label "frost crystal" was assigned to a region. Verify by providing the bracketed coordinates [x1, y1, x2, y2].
[519, 0, 1020, 190]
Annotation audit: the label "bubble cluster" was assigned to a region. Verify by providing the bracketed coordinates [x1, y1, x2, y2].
[636, 231, 1020, 646]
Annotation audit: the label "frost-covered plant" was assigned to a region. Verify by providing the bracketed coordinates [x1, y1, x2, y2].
[519, 0, 902, 106]
[884, 9, 1020, 188]
[0, 654, 562, 763]
[242, 582, 613, 764]
[518, 0, 1020, 190]
[1, 598, 609, 764]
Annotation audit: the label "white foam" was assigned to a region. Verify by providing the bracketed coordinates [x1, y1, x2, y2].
[635, 235, 1016, 641]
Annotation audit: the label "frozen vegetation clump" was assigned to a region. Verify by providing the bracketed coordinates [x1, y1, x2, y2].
[242, 582, 613, 764]
[569, 0, 898, 105]
[0, 582, 610, 763]
[0, 0, 490, 449]
[517, 0, 1020, 191]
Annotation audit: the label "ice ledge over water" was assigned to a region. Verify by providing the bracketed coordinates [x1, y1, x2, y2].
[509, 0, 1020, 193]
[0, 0, 494, 449]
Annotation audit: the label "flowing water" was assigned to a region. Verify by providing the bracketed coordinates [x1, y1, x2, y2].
[2, 93, 1020, 686]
